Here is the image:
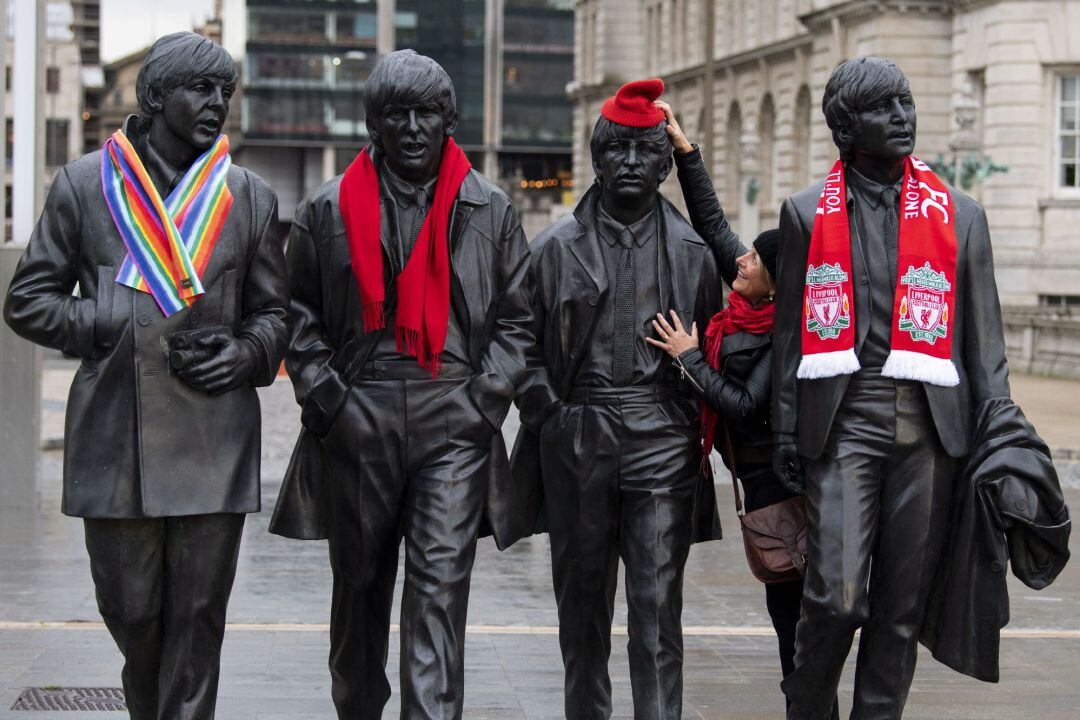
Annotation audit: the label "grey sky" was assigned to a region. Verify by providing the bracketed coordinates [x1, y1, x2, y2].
[101, 0, 217, 62]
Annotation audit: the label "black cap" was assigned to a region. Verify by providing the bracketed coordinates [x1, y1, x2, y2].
[753, 228, 779, 282]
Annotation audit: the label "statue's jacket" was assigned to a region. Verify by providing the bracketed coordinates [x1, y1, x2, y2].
[3, 122, 289, 519]
[272, 160, 536, 549]
[921, 396, 1071, 682]
[511, 183, 727, 543]
[771, 176, 1011, 459]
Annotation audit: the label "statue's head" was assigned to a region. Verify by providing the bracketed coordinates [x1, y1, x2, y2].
[590, 79, 672, 209]
[822, 56, 916, 164]
[136, 32, 237, 151]
[364, 50, 458, 184]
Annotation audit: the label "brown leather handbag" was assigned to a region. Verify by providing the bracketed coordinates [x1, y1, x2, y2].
[723, 429, 809, 584]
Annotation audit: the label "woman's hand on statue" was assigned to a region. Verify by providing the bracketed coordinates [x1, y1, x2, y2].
[646, 310, 699, 358]
[654, 101, 694, 154]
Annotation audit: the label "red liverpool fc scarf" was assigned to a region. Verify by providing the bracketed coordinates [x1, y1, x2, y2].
[700, 291, 775, 460]
[798, 156, 959, 387]
[338, 139, 471, 377]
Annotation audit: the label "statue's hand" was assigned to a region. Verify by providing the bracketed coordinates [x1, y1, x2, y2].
[177, 331, 258, 396]
[772, 437, 805, 496]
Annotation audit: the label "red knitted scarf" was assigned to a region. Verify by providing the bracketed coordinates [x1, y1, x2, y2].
[700, 290, 775, 460]
[338, 140, 471, 377]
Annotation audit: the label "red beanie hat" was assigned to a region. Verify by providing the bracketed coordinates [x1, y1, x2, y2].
[600, 78, 666, 128]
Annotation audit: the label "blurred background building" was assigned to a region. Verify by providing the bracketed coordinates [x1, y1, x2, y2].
[573, 0, 1080, 376]
[3, 1, 89, 234]
[219, 0, 574, 237]
[4, 0, 1080, 377]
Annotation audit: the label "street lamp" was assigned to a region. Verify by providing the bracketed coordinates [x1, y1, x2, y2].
[929, 79, 1008, 192]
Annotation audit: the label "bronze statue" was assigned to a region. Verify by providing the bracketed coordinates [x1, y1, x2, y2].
[273, 49, 535, 719]
[512, 79, 742, 720]
[771, 57, 1011, 718]
[3, 31, 289, 719]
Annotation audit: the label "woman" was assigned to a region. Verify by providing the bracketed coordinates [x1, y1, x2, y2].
[648, 102, 838, 718]
[647, 230, 807, 682]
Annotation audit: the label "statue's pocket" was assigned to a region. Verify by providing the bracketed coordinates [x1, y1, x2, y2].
[92, 265, 127, 356]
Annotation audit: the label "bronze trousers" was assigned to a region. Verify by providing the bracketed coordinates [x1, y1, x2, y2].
[541, 386, 700, 720]
[321, 372, 492, 720]
[83, 513, 245, 720]
[782, 376, 957, 720]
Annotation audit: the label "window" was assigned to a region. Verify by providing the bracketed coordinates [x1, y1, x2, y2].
[45, 119, 69, 167]
[1039, 294, 1080, 308]
[46, 66, 60, 93]
[248, 9, 327, 44]
[5, 119, 12, 168]
[1059, 75, 1080, 189]
[248, 52, 326, 86]
[336, 11, 377, 45]
[395, 11, 418, 47]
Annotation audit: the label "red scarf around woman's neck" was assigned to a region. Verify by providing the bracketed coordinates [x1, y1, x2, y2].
[338, 140, 472, 377]
[700, 290, 775, 460]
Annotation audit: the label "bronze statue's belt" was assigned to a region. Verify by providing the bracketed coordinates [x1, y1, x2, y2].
[568, 384, 680, 405]
[354, 359, 473, 381]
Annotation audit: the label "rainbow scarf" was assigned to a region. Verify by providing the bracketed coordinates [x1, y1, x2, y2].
[101, 130, 233, 316]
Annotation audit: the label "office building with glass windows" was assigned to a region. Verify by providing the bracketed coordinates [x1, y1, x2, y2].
[227, 0, 574, 228]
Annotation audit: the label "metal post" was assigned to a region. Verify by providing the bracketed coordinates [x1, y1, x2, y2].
[377, 0, 396, 56]
[13, 0, 45, 240]
[482, 0, 503, 181]
[0, 247, 41, 511]
[2, 0, 44, 511]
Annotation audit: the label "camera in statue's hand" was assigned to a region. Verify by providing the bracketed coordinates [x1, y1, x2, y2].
[168, 326, 226, 371]
[170, 326, 259, 395]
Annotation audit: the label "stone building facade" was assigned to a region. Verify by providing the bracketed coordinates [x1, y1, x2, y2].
[4, 1, 84, 231]
[571, 0, 1080, 322]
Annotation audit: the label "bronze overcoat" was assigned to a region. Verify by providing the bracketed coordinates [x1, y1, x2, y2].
[270, 158, 536, 549]
[3, 122, 289, 518]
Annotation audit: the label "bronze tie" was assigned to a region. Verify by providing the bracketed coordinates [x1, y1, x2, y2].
[612, 227, 636, 385]
[883, 187, 899, 286]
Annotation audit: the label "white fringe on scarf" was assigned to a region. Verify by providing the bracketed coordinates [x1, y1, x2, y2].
[882, 350, 960, 387]
[797, 349, 861, 379]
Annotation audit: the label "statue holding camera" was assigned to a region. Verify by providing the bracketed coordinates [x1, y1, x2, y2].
[3, 32, 289, 719]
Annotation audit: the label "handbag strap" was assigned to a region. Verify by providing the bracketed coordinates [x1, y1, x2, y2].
[721, 424, 745, 517]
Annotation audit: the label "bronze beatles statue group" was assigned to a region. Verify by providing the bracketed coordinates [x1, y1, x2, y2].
[4, 31, 1070, 720]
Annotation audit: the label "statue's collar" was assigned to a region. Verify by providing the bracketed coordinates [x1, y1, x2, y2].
[119, 114, 186, 197]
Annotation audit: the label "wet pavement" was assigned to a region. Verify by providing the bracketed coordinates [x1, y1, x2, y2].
[1, 357, 1079, 719]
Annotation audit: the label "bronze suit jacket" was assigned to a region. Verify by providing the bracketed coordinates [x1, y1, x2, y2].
[510, 184, 724, 543]
[270, 155, 536, 549]
[771, 175, 1011, 459]
[3, 122, 289, 518]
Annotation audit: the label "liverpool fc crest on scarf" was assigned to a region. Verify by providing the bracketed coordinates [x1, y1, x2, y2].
[898, 262, 951, 344]
[804, 263, 851, 340]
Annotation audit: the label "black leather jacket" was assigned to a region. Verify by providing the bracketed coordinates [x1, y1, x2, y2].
[675, 333, 772, 464]
[670, 148, 769, 462]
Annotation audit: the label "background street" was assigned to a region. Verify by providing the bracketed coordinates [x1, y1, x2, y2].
[1, 355, 1078, 719]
